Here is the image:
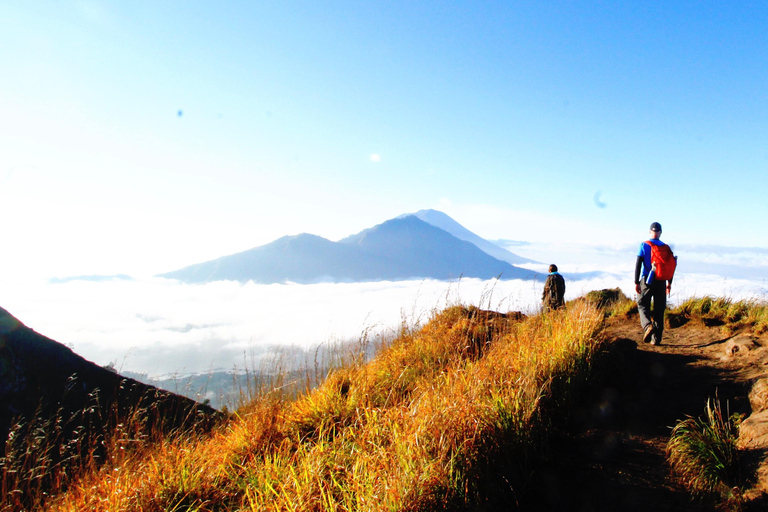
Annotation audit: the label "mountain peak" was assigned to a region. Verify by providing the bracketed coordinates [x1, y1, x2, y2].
[160, 211, 541, 284]
[407, 210, 536, 265]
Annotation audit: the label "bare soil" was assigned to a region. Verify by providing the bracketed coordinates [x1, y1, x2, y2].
[520, 314, 768, 512]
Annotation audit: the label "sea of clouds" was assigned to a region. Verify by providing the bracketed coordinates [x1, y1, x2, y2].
[1, 243, 766, 379]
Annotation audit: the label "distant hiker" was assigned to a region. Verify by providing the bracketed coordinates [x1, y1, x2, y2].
[542, 264, 566, 311]
[635, 222, 677, 345]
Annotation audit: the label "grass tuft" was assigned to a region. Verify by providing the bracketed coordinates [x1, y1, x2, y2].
[666, 397, 743, 510]
[667, 297, 768, 334]
[581, 288, 637, 318]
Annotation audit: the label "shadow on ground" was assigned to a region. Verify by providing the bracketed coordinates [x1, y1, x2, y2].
[520, 333, 753, 512]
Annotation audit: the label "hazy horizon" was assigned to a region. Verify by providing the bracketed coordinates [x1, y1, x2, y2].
[2, 237, 765, 378]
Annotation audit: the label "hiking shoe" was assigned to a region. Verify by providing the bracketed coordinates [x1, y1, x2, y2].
[643, 325, 654, 344]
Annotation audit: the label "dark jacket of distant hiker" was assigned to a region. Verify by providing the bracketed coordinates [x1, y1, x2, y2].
[542, 266, 566, 311]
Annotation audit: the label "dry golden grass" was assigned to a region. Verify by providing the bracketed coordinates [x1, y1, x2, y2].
[41, 300, 605, 511]
[581, 287, 637, 318]
[667, 296, 768, 334]
[0, 385, 216, 512]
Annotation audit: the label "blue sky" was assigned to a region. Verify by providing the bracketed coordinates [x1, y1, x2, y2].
[2, 1, 767, 280]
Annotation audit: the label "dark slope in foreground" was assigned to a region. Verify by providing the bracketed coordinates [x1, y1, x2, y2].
[0, 306, 220, 454]
[160, 215, 542, 284]
[521, 316, 762, 512]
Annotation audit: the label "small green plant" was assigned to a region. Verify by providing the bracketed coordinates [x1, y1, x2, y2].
[667, 398, 743, 509]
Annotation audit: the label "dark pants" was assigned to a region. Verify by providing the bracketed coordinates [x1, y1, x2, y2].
[638, 279, 666, 343]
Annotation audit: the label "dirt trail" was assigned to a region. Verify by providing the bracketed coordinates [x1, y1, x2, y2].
[521, 315, 768, 512]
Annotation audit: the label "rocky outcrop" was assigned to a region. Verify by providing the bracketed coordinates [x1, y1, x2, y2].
[737, 376, 768, 500]
[721, 334, 763, 361]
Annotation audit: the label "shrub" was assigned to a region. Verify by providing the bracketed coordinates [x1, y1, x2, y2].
[668, 297, 768, 334]
[667, 398, 743, 509]
[582, 288, 636, 318]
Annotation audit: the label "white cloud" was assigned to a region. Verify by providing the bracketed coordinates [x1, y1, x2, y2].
[680, 246, 768, 267]
[2, 277, 541, 376]
[369, 153, 381, 163]
[2, 260, 766, 379]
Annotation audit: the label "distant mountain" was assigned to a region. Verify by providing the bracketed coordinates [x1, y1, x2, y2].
[160, 213, 542, 284]
[159, 233, 382, 284]
[339, 215, 538, 280]
[49, 274, 133, 284]
[407, 209, 537, 265]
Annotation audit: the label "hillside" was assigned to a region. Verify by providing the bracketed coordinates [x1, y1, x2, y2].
[39, 300, 605, 510]
[159, 213, 540, 284]
[6, 296, 768, 510]
[0, 306, 219, 444]
[0, 306, 221, 509]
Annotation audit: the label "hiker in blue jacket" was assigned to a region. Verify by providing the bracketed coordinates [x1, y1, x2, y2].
[634, 222, 674, 345]
[542, 264, 566, 311]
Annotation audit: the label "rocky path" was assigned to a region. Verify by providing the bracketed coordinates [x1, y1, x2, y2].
[521, 316, 768, 511]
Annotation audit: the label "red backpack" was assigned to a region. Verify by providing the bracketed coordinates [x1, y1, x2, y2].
[645, 241, 677, 280]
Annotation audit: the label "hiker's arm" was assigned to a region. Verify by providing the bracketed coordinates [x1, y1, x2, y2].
[634, 256, 643, 293]
[666, 277, 672, 295]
